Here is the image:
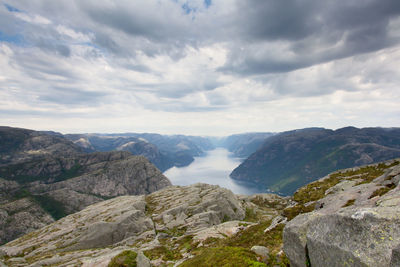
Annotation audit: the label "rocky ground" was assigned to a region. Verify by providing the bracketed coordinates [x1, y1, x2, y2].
[0, 158, 399, 266]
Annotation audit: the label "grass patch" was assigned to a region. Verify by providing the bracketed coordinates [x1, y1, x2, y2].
[178, 246, 266, 267]
[143, 245, 182, 261]
[282, 204, 314, 221]
[244, 207, 260, 222]
[342, 199, 355, 207]
[293, 160, 400, 205]
[159, 226, 187, 237]
[108, 250, 137, 267]
[293, 175, 341, 205]
[250, 196, 286, 210]
[369, 183, 396, 199]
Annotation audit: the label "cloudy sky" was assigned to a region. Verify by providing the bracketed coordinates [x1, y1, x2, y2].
[1, 0, 400, 135]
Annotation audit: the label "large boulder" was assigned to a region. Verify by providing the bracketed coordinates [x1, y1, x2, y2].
[283, 160, 400, 267]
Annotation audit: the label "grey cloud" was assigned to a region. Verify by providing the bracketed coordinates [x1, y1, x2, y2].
[38, 86, 107, 106]
[2, 0, 400, 114]
[220, 0, 400, 75]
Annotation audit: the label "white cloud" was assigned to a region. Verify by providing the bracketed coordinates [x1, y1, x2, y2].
[0, 0, 399, 135]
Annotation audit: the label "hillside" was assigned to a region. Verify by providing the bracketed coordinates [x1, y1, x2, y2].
[230, 127, 400, 195]
[1, 158, 399, 266]
[0, 127, 171, 244]
[66, 133, 214, 172]
[221, 132, 275, 158]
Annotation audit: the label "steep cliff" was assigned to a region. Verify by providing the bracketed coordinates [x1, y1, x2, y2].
[0, 127, 171, 245]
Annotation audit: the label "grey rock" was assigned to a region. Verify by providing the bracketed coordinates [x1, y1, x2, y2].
[264, 215, 287, 233]
[283, 212, 323, 267]
[284, 161, 400, 267]
[0, 198, 54, 245]
[148, 183, 245, 231]
[137, 251, 151, 267]
[251, 246, 270, 262]
[390, 244, 400, 267]
[44, 188, 103, 214]
[0, 184, 246, 266]
[32, 154, 171, 198]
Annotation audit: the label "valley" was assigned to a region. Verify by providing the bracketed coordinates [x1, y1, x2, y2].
[1, 125, 400, 266]
[164, 147, 263, 195]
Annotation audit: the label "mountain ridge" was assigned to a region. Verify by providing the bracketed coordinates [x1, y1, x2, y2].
[230, 126, 400, 195]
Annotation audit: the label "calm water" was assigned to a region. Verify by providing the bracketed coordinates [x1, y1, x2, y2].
[163, 148, 265, 195]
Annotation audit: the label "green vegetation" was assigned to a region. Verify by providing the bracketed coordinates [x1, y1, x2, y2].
[108, 250, 137, 267]
[369, 183, 396, 199]
[179, 247, 266, 267]
[159, 226, 187, 237]
[342, 199, 355, 207]
[293, 175, 341, 205]
[54, 162, 83, 182]
[8, 189, 68, 220]
[32, 195, 67, 220]
[244, 207, 260, 222]
[0, 158, 84, 184]
[282, 204, 314, 221]
[250, 196, 286, 210]
[293, 160, 400, 205]
[144, 245, 182, 261]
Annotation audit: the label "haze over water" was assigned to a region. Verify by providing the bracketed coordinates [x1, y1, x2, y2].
[164, 148, 265, 195]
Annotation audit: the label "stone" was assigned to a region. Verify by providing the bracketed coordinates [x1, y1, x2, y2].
[137, 251, 151, 267]
[264, 215, 287, 233]
[148, 183, 245, 231]
[390, 244, 400, 267]
[283, 161, 400, 267]
[251, 246, 270, 262]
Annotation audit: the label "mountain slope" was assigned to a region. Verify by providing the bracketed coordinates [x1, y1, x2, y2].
[66, 133, 214, 171]
[230, 127, 400, 195]
[222, 132, 275, 158]
[0, 126, 171, 244]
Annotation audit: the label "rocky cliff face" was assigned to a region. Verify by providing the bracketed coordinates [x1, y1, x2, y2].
[231, 127, 400, 195]
[283, 159, 400, 266]
[0, 127, 171, 245]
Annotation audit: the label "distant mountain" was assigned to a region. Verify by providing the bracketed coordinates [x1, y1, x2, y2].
[0, 126, 84, 166]
[0, 126, 171, 244]
[230, 127, 400, 195]
[221, 132, 275, 158]
[66, 133, 215, 172]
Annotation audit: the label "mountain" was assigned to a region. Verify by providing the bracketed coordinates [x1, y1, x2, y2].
[0, 126, 84, 166]
[1, 158, 399, 266]
[230, 127, 400, 195]
[66, 133, 215, 172]
[0, 126, 171, 244]
[65, 134, 175, 172]
[221, 132, 275, 158]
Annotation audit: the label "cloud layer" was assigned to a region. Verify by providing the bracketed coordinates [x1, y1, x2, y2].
[0, 0, 399, 135]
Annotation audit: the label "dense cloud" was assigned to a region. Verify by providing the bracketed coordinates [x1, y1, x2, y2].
[0, 0, 399, 134]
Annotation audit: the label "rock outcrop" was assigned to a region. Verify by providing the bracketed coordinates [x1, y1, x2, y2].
[283, 159, 400, 266]
[0, 127, 171, 245]
[0, 184, 249, 266]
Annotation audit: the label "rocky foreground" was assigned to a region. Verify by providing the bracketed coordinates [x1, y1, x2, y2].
[0, 159, 400, 266]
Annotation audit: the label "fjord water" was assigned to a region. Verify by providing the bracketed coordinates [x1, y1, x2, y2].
[164, 148, 264, 195]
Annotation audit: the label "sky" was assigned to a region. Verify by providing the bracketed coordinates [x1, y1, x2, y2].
[0, 0, 400, 136]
